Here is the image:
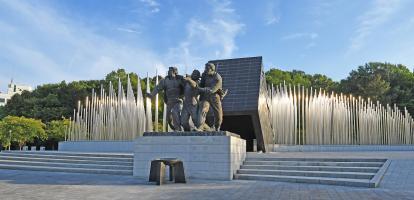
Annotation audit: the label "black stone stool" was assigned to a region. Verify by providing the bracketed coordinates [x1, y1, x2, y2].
[149, 158, 186, 185]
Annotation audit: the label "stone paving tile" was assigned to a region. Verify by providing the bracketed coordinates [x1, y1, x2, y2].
[1, 154, 414, 200]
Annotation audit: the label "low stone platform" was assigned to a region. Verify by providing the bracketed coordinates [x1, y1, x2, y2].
[134, 131, 246, 180]
[58, 140, 134, 153]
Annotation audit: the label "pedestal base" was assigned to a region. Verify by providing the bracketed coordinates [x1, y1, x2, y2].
[133, 131, 246, 180]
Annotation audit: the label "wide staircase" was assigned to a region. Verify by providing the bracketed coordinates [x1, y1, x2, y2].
[0, 151, 133, 176]
[235, 153, 389, 187]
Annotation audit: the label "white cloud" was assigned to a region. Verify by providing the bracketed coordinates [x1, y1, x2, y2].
[0, 0, 163, 88]
[165, 0, 244, 71]
[281, 32, 318, 40]
[116, 27, 141, 34]
[264, 0, 281, 25]
[140, 0, 160, 13]
[309, 0, 337, 17]
[347, 0, 402, 55]
[280, 32, 318, 50]
[266, 16, 280, 26]
[305, 42, 316, 49]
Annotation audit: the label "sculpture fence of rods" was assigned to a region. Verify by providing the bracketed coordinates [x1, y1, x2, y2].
[268, 83, 414, 145]
[66, 75, 150, 141]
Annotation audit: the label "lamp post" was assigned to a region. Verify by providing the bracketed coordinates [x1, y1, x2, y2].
[8, 130, 11, 151]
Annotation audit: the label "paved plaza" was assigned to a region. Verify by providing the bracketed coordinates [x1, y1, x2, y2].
[0, 151, 414, 200]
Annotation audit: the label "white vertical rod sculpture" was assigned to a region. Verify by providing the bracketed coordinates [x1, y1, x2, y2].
[155, 70, 159, 131]
[70, 75, 147, 141]
[146, 73, 153, 132]
[136, 76, 146, 137]
[162, 103, 167, 132]
[268, 83, 414, 146]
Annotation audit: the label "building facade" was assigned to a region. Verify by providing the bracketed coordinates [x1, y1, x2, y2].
[0, 80, 33, 106]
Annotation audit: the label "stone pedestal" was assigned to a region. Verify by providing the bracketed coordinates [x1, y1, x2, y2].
[133, 131, 246, 180]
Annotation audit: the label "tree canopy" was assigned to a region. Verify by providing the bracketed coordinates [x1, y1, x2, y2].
[45, 118, 70, 150]
[0, 116, 46, 149]
[265, 69, 338, 92]
[339, 62, 414, 114]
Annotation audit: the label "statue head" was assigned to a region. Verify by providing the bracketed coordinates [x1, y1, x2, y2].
[191, 70, 201, 80]
[168, 67, 178, 78]
[204, 63, 216, 76]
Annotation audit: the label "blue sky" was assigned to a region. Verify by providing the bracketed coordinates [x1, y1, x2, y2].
[1, 0, 414, 92]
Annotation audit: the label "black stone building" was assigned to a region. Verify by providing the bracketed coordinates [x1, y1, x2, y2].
[208, 56, 273, 152]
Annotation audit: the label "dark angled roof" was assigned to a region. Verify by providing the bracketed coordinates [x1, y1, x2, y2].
[209, 56, 262, 113]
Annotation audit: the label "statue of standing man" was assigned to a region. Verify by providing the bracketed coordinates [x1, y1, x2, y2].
[147, 67, 184, 131]
[197, 63, 224, 131]
[181, 70, 201, 131]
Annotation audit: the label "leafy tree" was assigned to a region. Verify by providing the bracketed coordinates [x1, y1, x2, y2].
[46, 118, 70, 150]
[311, 74, 339, 92]
[0, 116, 46, 150]
[339, 62, 414, 114]
[3, 80, 105, 122]
[266, 69, 338, 92]
[0, 121, 8, 149]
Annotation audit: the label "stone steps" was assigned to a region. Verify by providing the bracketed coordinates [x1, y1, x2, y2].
[235, 155, 390, 187]
[234, 174, 374, 187]
[243, 161, 384, 167]
[0, 151, 133, 176]
[237, 169, 375, 179]
[0, 151, 133, 162]
[246, 157, 386, 162]
[0, 155, 133, 165]
[0, 159, 133, 170]
[0, 164, 132, 175]
[0, 150, 133, 158]
[241, 165, 380, 173]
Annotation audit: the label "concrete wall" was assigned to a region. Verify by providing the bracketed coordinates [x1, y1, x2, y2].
[58, 141, 134, 153]
[133, 135, 246, 180]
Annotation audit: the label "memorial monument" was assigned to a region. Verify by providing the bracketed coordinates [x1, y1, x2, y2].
[135, 62, 245, 181]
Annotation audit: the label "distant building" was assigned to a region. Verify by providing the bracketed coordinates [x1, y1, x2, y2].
[0, 79, 33, 106]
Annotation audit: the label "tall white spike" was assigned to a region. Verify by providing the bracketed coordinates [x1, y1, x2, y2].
[155, 70, 159, 131]
[163, 103, 167, 132]
[145, 73, 153, 132]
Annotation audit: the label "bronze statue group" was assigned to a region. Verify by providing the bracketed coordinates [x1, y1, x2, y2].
[147, 63, 227, 132]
